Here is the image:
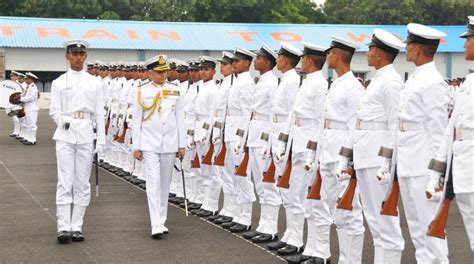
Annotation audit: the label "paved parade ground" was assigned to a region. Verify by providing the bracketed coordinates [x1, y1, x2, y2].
[0, 111, 472, 263]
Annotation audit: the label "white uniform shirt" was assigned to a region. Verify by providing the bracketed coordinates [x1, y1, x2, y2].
[194, 80, 218, 142]
[225, 71, 254, 143]
[319, 71, 364, 164]
[396, 61, 450, 177]
[247, 71, 278, 148]
[49, 69, 106, 145]
[351, 64, 403, 169]
[212, 75, 232, 141]
[290, 70, 327, 153]
[435, 73, 474, 193]
[131, 81, 185, 153]
[20, 82, 39, 112]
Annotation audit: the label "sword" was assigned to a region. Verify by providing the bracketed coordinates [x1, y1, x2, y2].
[179, 158, 188, 216]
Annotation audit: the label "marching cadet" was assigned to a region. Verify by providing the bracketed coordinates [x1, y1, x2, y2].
[338, 29, 406, 264]
[20, 72, 40, 145]
[50, 40, 106, 243]
[131, 55, 185, 238]
[377, 23, 450, 263]
[284, 42, 328, 263]
[304, 36, 365, 263]
[266, 42, 302, 255]
[209, 52, 236, 224]
[425, 16, 474, 253]
[224, 47, 256, 233]
[239, 45, 280, 243]
[8, 70, 22, 138]
[192, 56, 219, 217]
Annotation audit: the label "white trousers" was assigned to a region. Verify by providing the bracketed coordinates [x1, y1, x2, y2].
[357, 167, 405, 251]
[143, 151, 174, 228]
[456, 192, 474, 252]
[55, 140, 94, 206]
[399, 176, 449, 264]
[218, 143, 237, 218]
[11, 115, 21, 135]
[170, 158, 184, 196]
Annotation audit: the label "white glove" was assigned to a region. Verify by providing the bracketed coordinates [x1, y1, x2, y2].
[336, 157, 351, 181]
[233, 141, 243, 155]
[376, 158, 392, 185]
[425, 171, 444, 201]
[93, 144, 106, 154]
[212, 137, 222, 145]
[304, 157, 314, 172]
[274, 148, 286, 163]
[186, 136, 195, 150]
[260, 147, 271, 160]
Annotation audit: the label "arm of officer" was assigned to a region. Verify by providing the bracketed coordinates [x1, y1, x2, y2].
[132, 91, 144, 154]
[176, 91, 186, 152]
[425, 81, 450, 154]
[49, 79, 63, 126]
[383, 79, 403, 149]
[20, 84, 37, 103]
[94, 80, 106, 146]
[237, 82, 254, 147]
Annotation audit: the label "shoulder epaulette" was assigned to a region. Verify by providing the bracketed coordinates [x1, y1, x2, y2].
[166, 81, 178, 86]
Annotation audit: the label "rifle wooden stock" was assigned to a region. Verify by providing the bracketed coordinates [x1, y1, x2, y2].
[235, 147, 249, 177]
[191, 152, 200, 168]
[201, 142, 214, 165]
[337, 168, 357, 210]
[262, 159, 276, 183]
[277, 157, 292, 189]
[105, 117, 111, 135]
[214, 143, 226, 166]
[116, 122, 128, 144]
[307, 169, 322, 200]
[380, 173, 400, 216]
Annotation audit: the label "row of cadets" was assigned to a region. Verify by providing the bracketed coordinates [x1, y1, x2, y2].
[191, 56, 220, 217]
[225, 47, 257, 232]
[207, 52, 236, 223]
[239, 44, 280, 242]
[131, 55, 186, 238]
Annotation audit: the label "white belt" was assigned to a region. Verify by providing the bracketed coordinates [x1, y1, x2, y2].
[455, 128, 474, 141]
[251, 112, 269, 121]
[196, 114, 210, 121]
[398, 120, 423, 132]
[295, 117, 317, 127]
[215, 109, 225, 117]
[273, 114, 287, 123]
[68, 111, 92, 120]
[356, 120, 388, 131]
[227, 109, 242, 116]
[324, 119, 347, 130]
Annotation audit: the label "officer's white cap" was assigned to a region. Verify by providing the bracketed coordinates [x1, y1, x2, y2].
[301, 42, 327, 57]
[278, 42, 303, 60]
[367, 28, 405, 53]
[404, 23, 446, 45]
[25, 72, 39, 80]
[233, 47, 256, 61]
[326, 36, 360, 54]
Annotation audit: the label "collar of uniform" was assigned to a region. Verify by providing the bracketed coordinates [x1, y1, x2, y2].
[259, 70, 275, 82]
[336, 70, 355, 82]
[305, 70, 323, 80]
[67, 69, 86, 76]
[374, 64, 395, 78]
[203, 79, 215, 86]
[282, 68, 297, 80]
[414, 61, 435, 74]
[238, 71, 252, 79]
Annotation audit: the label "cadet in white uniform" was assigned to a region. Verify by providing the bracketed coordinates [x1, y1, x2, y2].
[285, 43, 328, 264]
[239, 45, 281, 243]
[377, 23, 450, 263]
[266, 42, 302, 255]
[20, 72, 40, 145]
[338, 29, 406, 264]
[425, 16, 474, 253]
[222, 47, 256, 233]
[50, 40, 106, 243]
[7, 71, 22, 138]
[131, 55, 186, 239]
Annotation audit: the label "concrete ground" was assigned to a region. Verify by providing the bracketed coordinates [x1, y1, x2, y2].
[0, 111, 472, 263]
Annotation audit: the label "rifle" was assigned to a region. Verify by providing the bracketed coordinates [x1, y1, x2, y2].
[104, 106, 111, 135]
[201, 123, 214, 165]
[191, 152, 200, 168]
[378, 146, 400, 216]
[427, 158, 453, 239]
[235, 128, 249, 177]
[214, 121, 226, 166]
[336, 147, 357, 211]
[260, 132, 275, 183]
[276, 134, 292, 189]
[305, 140, 321, 199]
[115, 118, 128, 144]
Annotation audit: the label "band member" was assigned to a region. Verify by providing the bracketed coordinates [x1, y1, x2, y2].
[425, 16, 474, 253]
[20, 72, 40, 145]
[377, 23, 450, 263]
[50, 40, 106, 243]
[132, 55, 185, 238]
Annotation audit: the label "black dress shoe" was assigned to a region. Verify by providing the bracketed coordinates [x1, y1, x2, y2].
[243, 231, 261, 239]
[252, 233, 278, 243]
[277, 244, 304, 256]
[169, 197, 185, 205]
[152, 233, 163, 239]
[169, 193, 176, 198]
[188, 203, 202, 210]
[9, 134, 17, 137]
[71, 231, 85, 242]
[267, 241, 287, 250]
[15, 136, 23, 140]
[115, 169, 125, 175]
[286, 254, 312, 264]
[301, 257, 331, 264]
[196, 210, 217, 218]
[221, 221, 238, 229]
[123, 175, 136, 181]
[207, 214, 220, 222]
[214, 216, 233, 225]
[139, 183, 146, 190]
[57, 230, 71, 244]
[190, 208, 202, 215]
[24, 141, 36, 145]
[229, 223, 250, 233]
